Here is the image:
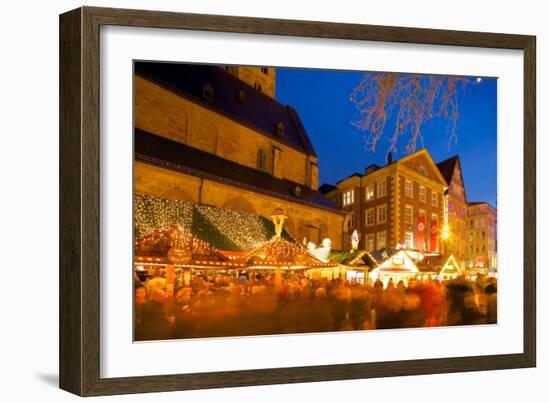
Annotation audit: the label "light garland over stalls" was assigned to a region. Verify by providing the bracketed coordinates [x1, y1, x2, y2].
[134, 193, 193, 240]
[134, 193, 290, 251]
[134, 224, 215, 258]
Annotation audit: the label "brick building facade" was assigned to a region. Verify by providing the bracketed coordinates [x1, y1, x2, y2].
[324, 150, 447, 253]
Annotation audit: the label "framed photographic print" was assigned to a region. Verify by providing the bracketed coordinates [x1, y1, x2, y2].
[59, 6, 536, 396]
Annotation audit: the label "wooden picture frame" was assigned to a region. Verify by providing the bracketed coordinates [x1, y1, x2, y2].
[59, 6, 536, 396]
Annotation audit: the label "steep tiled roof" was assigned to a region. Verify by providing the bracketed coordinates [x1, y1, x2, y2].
[135, 62, 317, 157]
[436, 155, 459, 185]
[135, 129, 339, 213]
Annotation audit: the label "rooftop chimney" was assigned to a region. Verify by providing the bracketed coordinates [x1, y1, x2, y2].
[387, 151, 393, 165]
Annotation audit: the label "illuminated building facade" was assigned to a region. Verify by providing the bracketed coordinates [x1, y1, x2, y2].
[323, 149, 447, 252]
[466, 202, 497, 270]
[437, 156, 468, 265]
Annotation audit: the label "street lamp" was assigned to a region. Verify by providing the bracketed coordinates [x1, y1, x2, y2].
[441, 224, 450, 256]
[441, 224, 450, 240]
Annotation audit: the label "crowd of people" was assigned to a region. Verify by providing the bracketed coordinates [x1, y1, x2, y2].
[134, 269, 497, 341]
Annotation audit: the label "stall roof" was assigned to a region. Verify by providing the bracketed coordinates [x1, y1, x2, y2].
[371, 250, 419, 273]
[245, 237, 336, 269]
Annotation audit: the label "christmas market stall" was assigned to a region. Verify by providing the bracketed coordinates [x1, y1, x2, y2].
[245, 236, 339, 283]
[368, 249, 428, 287]
[134, 224, 247, 288]
[326, 249, 384, 283]
[438, 254, 463, 280]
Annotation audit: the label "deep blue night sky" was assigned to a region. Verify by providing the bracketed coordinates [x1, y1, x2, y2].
[275, 68, 497, 207]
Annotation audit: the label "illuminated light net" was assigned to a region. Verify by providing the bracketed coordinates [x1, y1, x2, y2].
[134, 193, 290, 252]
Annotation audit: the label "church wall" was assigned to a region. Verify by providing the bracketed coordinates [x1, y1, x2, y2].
[134, 162, 344, 250]
[135, 75, 312, 187]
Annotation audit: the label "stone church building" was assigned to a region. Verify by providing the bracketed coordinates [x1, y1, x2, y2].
[133, 62, 345, 250]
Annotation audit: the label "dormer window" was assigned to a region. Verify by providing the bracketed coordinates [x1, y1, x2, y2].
[237, 89, 246, 103]
[275, 122, 285, 137]
[202, 83, 214, 102]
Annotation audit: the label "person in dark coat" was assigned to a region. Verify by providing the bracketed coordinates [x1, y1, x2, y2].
[445, 280, 484, 326]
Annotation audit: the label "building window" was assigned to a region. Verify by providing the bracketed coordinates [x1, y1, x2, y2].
[418, 167, 427, 176]
[342, 190, 354, 206]
[366, 208, 375, 226]
[347, 212, 355, 231]
[377, 231, 387, 249]
[431, 191, 438, 207]
[405, 205, 413, 224]
[419, 208, 426, 222]
[377, 180, 387, 197]
[419, 186, 426, 203]
[275, 122, 285, 137]
[470, 245, 474, 253]
[256, 149, 266, 171]
[366, 234, 375, 252]
[377, 205, 387, 224]
[261, 67, 269, 74]
[405, 232, 414, 249]
[481, 231, 486, 240]
[405, 179, 413, 198]
[366, 184, 375, 201]
[254, 82, 263, 92]
[202, 83, 214, 102]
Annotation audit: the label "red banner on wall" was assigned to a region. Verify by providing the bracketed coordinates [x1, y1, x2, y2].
[416, 216, 425, 250]
[430, 219, 438, 251]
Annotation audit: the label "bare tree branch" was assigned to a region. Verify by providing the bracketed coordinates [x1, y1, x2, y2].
[350, 72, 475, 154]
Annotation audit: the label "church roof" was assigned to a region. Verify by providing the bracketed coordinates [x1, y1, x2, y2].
[135, 62, 317, 157]
[135, 129, 340, 213]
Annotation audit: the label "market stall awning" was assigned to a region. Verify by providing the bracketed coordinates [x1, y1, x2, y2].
[439, 255, 462, 277]
[134, 225, 247, 269]
[371, 250, 419, 274]
[244, 237, 337, 269]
